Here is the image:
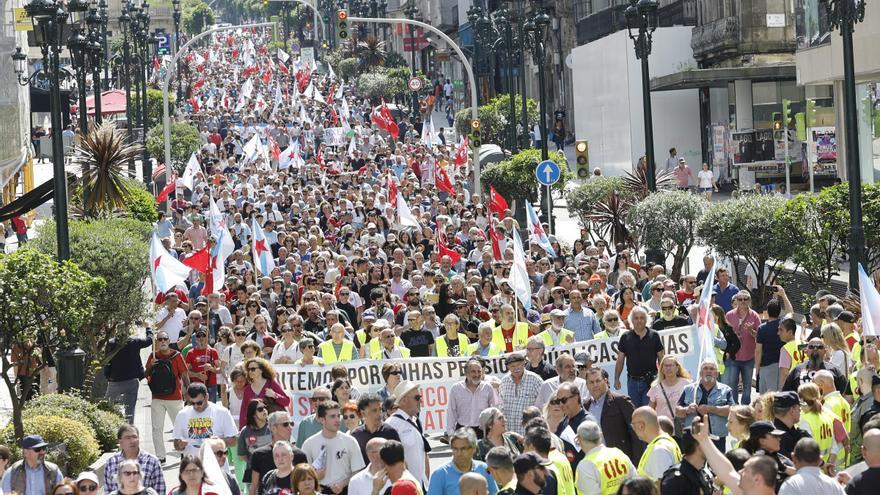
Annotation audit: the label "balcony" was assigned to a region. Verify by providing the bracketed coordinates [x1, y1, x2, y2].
[691, 15, 739, 64]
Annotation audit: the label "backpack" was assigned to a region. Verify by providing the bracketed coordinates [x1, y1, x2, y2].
[148, 351, 179, 396]
[719, 323, 740, 361]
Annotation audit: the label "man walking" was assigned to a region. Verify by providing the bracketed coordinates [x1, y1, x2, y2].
[385, 381, 431, 487]
[145, 330, 189, 463]
[583, 368, 640, 462]
[172, 383, 237, 457]
[301, 400, 366, 495]
[676, 360, 735, 452]
[249, 411, 307, 495]
[632, 407, 682, 482]
[724, 290, 760, 404]
[614, 307, 664, 407]
[428, 428, 499, 495]
[104, 327, 154, 423]
[499, 353, 543, 436]
[104, 425, 165, 495]
[575, 421, 635, 495]
[512, 453, 553, 495]
[350, 393, 400, 464]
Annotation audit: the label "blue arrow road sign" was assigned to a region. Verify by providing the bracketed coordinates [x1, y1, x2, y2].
[535, 160, 561, 186]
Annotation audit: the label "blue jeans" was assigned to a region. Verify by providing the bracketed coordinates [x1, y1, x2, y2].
[722, 359, 755, 405]
[628, 376, 651, 408]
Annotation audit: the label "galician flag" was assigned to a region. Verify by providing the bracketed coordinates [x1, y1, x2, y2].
[251, 218, 276, 275]
[396, 191, 420, 228]
[694, 264, 718, 364]
[525, 202, 556, 257]
[181, 152, 201, 191]
[149, 234, 192, 294]
[859, 264, 880, 337]
[509, 228, 532, 310]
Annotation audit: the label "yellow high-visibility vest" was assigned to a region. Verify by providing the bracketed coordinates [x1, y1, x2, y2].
[318, 340, 356, 363]
[802, 410, 836, 462]
[548, 449, 575, 495]
[579, 446, 632, 495]
[466, 341, 503, 357]
[491, 322, 530, 352]
[535, 328, 575, 348]
[435, 333, 470, 357]
[637, 433, 681, 480]
[824, 392, 851, 433]
[781, 339, 807, 371]
[371, 346, 411, 360]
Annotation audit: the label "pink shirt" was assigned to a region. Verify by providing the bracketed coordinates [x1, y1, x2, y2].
[647, 378, 691, 419]
[239, 378, 291, 426]
[725, 308, 761, 361]
[674, 165, 691, 187]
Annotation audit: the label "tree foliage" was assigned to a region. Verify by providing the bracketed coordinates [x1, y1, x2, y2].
[32, 219, 151, 397]
[0, 249, 103, 440]
[697, 195, 797, 307]
[454, 94, 539, 147]
[146, 121, 201, 170]
[482, 148, 568, 202]
[336, 58, 361, 81]
[775, 193, 843, 292]
[811, 182, 880, 275]
[1, 415, 100, 473]
[122, 179, 159, 223]
[73, 122, 144, 218]
[146, 88, 175, 126]
[629, 191, 708, 280]
[182, 0, 215, 35]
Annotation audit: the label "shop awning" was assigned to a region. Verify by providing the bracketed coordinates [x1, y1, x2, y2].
[69, 89, 128, 115]
[650, 64, 797, 91]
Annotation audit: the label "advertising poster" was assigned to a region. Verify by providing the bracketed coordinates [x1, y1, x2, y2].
[812, 127, 837, 163]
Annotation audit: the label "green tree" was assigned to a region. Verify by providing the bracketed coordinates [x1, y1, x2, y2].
[356, 35, 387, 69]
[629, 191, 707, 280]
[336, 58, 361, 81]
[697, 195, 797, 307]
[0, 249, 103, 440]
[145, 88, 175, 126]
[811, 182, 880, 275]
[146, 121, 201, 171]
[32, 219, 151, 397]
[73, 122, 144, 218]
[454, 94, 538, 147]
[182, 0, 215, 35]
[482, 148, 569, 202]
[356, 72, 397, 103]
[775, 193, 842, 292]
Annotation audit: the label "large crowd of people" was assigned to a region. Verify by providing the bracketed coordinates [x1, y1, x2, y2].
[4, 26, 880, 495]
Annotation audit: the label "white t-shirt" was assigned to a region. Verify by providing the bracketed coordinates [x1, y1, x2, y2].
[348, 466, 389, 495]
[301, 431, 366, 485]
[270, 340, 303, 364]
[155, 307, 187, 337]
[172, 403, 238, 457]
[698, 170, 715, 189]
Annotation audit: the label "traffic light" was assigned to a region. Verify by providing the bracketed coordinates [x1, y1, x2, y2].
[575, 140, 589, 178]
[772, 112, 782, 131]
[469, 119, 482, 148]
[782, 99, 791, 129]
[337, 10, 349, 40]
[805, 99, 817, 127]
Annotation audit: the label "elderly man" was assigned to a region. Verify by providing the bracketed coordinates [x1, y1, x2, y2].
[614, 306, 664, 408]
[499, 353, 544, 436]
[676, 360, 735, 452]
[447, 358, 500, 438]
[564, 290, 601, 341]
[535, 309, 575, 348]
[724, 290, 761, 405]
[525, 337, 557, 381]
[1, 435, 63, 495]
[295, 387, 332, 446]
[372, 325, 411, 359]
[348, 438, 389, 495]
[536, 353, 589, 408]
[428, 428, 499, 495]
[249, 411, 307, 495]
[385, 381, 431, 486]
[492, 304, 530, 353]
[575, 421, 635, 495]
[467, 323, 503, 357]
[318, 323, 357, 363]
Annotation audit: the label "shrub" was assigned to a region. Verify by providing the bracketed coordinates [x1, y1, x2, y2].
[145, 122, 201, 171]
[337, 58, 360, 81]
[123, 179, 158, 223]
[1, 416, 99, 473]
[482, 148, 569, 201]
[21, 393, 126, 452]
[629, 191, 708, 279]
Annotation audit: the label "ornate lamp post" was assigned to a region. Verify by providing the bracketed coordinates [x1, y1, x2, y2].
[67, 0, 91, 133]
[471, 3, 518, 151]
[14, 0, 71, 260]
[822, 0, 867, 289]
[173, 0, 182, 99]
[625, 0, 659, 191]
[136, 1, 154, 189]
[98, 0, 109, 89]
[119, 3, 136, 174]
[524, 7, 552, 232]
[86, 4, 105, 123]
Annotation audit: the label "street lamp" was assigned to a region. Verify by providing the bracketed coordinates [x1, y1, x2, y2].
[822, 0, 867, 289]
[471, 4, 518, 152]
[86, 4, 105, 123]
[172, 0, 182, 100]
[625, 0, 659, 191]
[119, 3, 136, 174]
[524, 7, 553, 232]
[67, 0, 90, 133]
[15, 0, 71, 261]
[404, 0, 419, 118]
[98, 0, 109, 89]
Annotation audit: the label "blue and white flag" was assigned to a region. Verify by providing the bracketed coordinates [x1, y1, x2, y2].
[510, 228, 532, 310]
[251, 218, 276, 275]
[525, 202, 556, 257]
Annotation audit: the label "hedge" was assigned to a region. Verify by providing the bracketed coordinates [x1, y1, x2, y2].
[22, 393, 125, 451]
[1, 416, 100, 474]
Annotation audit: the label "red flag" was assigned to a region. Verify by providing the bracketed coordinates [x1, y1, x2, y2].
[316, 147, 325, 169]
[326, 84, 335, 105]
[437, 234, 461, 266]
[258, 45, 267, 55]
[268, 135, 280, 161]
[242, 64, 258, 78]
[329, 107, 339, 126]
[226, 35, 234, 45]
[387, 176, 398, 208]
[181, 246, 210, 274]
[489, 216, 502, 260]
[193, 79, 206, 89]
[278, 62, 289, 74]
[454, 136, 469, 166]
[261, 68, 272, 84]
[153, 56, 160, 70]
[380, 99, 399, 139]
[155, 174, 177, 203]
[488, 185, 509, 216]
[435, 164, 456, 195]
[231, 49, 239, 59]
[189, 96, 200, 112]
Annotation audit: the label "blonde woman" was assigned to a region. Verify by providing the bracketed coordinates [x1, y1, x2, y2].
[821, 323, 852, 375]
[754, 392, 776, 422]
[797, 382, 841, 468]
[727, 405, 756, 450]
[543, 389, 567, 434]
[647, 355, 692, 422]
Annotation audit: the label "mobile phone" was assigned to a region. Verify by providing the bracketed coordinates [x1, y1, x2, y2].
[692, 421, 701, 436]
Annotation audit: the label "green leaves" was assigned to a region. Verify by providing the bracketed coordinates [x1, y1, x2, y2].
[145, 121, 201, 170]
[454, 94, 539, 146]
[629, 191, 708, 279]
[482, 148, 569, 201]
[73, 122, 145, 218]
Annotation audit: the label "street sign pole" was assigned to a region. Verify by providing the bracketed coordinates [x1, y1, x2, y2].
[535, 160, 561, 235]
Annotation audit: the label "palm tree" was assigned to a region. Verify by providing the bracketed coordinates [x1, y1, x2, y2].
[72, 121, 144, 218]
[356, 35, 387, 69]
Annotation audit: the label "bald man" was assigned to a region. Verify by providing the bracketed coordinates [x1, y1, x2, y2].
[459, 472, 488, 495]
[846, 429, 880, 494]
[348, 438, 389, 495]
[631, 406, 681, 481]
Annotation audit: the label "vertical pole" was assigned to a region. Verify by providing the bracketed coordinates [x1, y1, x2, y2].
[77, 64, 89, 132]
[783, 121, 790, 194]
[142, 39, 152, 190]
[93, 59, 103, 124]
[50, 46, 70, 261]
[538, 38, 551, 234]
[123, 36, 135, 175]
[841, 17, 865, 289]
[641, 36, 656, 192]
[506, 21, 516, 152]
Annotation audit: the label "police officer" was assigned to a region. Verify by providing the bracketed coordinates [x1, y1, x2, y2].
[772, 391, 812, 459]
[660, 428, 714, 495]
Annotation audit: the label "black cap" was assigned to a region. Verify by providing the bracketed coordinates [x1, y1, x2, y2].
[837, 311, 856, 323]
[872, 374, 880, 388]
[750, 420, 785, 438]
[21, 435, 48, 450]
[513, 452, 552, 475]
[195, 296, 208, 305]
[773, 391, 800, 409]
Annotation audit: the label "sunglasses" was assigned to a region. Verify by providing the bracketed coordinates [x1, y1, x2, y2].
[277, 421, 293, 427]
[156, 337, 170, 341]
[257, 406, 268, 412]
[808, 344, 825, 350]
[549, 399, 566, 406]
[32, 446, 47, 452]
[248, 366, 261, 372]
[196, 333, 208, 338]
[213, 450, 227, 457]
[605, 317, 619, 322]
[652, 287, 663, 292]
[191, 400, 205, 407]
[235, 331, 247, 336]
[345, 414, 358, 420]
[661, 306, 674, 311]
[122, 471, 140, 476]
[78, 485, 98, 493]
[312, 397, 328, 402]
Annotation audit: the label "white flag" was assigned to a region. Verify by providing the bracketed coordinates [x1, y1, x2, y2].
[277, 47, 290, 63]
[509, 228, 532, 310]
[347, 135, 357, 158]
[860, 264, 880, 337]
[181, 152, 200, 191]
[242, 134, 262, 162]
[396, 191, 420, 228]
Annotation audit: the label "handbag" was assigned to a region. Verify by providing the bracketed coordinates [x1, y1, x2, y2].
[659, 381, 684, 438]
